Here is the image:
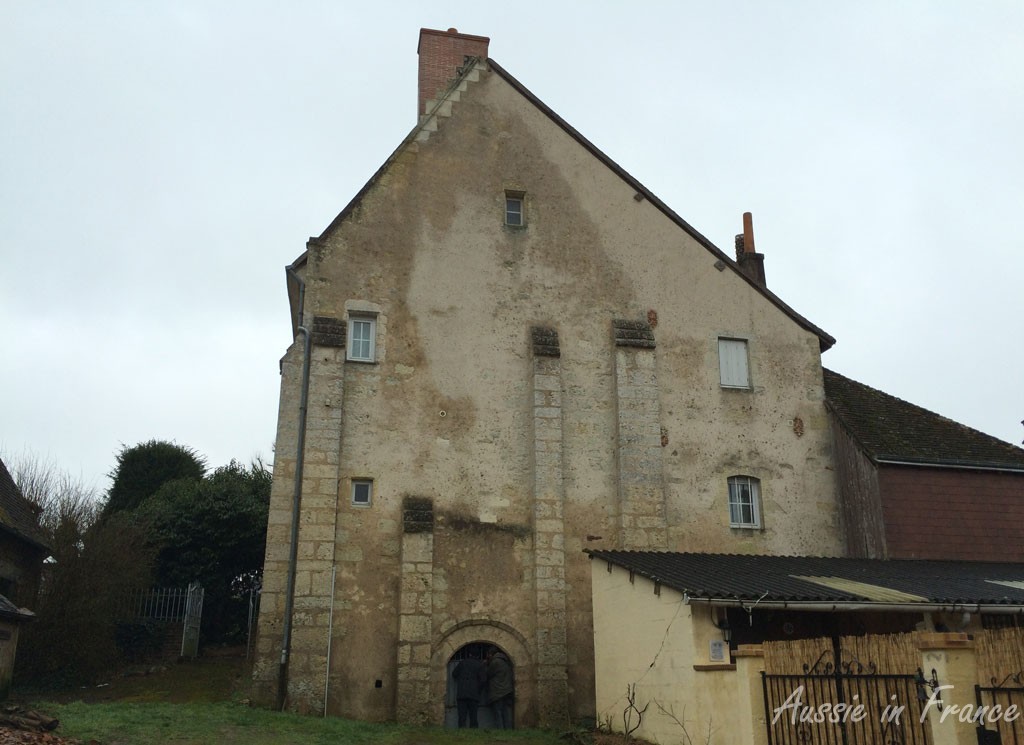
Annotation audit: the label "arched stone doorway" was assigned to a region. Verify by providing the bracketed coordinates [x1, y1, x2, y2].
[443, 642, 510, 729]
[431, 620, 535, 727]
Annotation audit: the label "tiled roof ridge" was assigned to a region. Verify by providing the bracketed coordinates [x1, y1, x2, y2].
[823, 367, 1024, 470]
[825, 367, 991, 441]
[0, 458, 50, 552]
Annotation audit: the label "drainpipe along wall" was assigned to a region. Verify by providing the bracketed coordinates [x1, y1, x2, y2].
[278, 265, 311, 711]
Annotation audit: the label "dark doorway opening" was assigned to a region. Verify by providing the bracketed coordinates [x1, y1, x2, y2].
[444, 642, 513, 729]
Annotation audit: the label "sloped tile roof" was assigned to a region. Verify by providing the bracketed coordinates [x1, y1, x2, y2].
[0, 457, 51, 552]
[0, 592, 34, 622]
[823, 368, 1024, 471]
[587, 550, 1024, 608]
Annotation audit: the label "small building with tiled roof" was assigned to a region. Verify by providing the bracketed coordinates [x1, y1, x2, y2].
[0, 458, 50, 609]
[0, 457, 48, 700]
[823, 368, 1024, 562]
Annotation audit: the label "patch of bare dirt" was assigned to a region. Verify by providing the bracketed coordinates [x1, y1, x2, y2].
[0, 705, 95, 745]
[0, 728, 95, 745]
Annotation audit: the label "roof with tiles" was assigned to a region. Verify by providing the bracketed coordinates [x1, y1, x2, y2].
[0, 592, 34, 622]
[823, 368, 1024, 471]
[0, 457, 51, 552]
[587, 550, 1024, 607]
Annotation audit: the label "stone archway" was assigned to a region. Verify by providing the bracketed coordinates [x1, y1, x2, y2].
[431, 619, 535, 727]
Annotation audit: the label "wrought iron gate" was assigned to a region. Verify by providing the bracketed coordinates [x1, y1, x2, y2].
[975, 672, 1024, 745]
[762, 650, 932, 745]
[180, 581, 204, 659]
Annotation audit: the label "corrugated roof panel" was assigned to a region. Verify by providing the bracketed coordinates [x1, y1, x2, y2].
[586, 550, 1024, 606]
[986, 580, 1024, 591]
[793, 575, 928, 603]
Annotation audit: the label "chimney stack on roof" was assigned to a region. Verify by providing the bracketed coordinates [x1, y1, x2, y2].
[417, 27, 490, 119]
[734, 211, 767, 287]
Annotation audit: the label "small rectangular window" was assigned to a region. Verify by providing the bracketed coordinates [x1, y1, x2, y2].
[351, 479, 372, 506]
[505, 191, 524, 226]
[718, 338, 750, 388]
[347, 316, 376, 362]
[728, 476, 761, 529]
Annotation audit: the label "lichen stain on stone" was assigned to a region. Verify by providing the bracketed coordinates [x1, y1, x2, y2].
[437, 509, 531, 540]
[412, 78, 636, 317]
[434, 513, 528, 605]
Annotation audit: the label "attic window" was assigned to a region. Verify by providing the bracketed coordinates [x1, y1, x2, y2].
[505, 191, 525, 227]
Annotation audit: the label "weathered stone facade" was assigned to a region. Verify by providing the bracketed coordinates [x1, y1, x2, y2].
[252, 29, 843, 727]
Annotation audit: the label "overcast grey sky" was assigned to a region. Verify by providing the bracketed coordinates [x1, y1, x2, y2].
[3, 1, 1022, 492]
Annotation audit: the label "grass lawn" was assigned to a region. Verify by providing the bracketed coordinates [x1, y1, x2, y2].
[44, 700, 574, 745]
[21, 651, 593, 745]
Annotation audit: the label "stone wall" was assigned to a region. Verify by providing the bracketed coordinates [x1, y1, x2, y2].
[531, 327, 569, 724]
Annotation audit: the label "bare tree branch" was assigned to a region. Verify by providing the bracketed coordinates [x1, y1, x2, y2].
[623, 683, 649, 740]
[653, 700, 714, 744]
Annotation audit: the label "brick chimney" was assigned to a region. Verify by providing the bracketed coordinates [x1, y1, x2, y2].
[417, 27, 490, 118]
[734, 212, 767, 287]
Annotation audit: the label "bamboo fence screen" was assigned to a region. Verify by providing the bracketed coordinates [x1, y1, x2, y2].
[764, 627, 1024, 682]
[975, 627, 1024, 685]
[764, 633, 923, 674]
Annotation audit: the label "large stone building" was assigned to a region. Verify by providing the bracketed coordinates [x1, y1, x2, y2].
[252, 27, 847, 726]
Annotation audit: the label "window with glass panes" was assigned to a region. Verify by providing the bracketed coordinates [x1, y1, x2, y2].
[505, 193, 524, 226]
[728, 476, 761, 528]
[351, 479, 372, 506]
[347, 317, 376, 362]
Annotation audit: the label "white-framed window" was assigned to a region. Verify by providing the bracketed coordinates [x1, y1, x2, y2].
[718, 338, 750, 388]
[351, 479, 373, 507]
[347, 316, 376, 362]
[728, 476, 761, 529]
[505, 191, 525, 226]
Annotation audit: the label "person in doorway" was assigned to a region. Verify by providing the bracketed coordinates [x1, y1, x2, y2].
[485, 646, 514, 729]
[452, 649, 485, 728]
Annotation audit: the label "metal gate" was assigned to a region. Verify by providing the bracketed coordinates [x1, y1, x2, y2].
[763, 650, 932, 744]
[180, 581, 204, 659]
[975, 672, 1024, 745]
[120, 582, 205, 659]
